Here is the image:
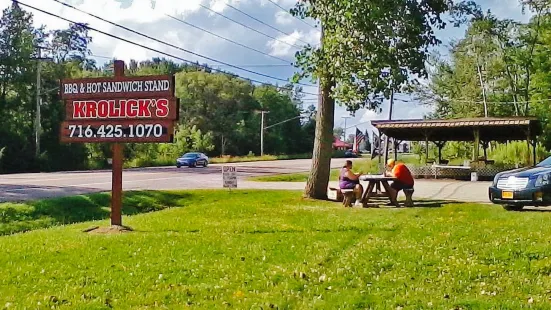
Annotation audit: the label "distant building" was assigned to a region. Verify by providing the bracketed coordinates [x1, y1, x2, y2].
[332, 136, 352, 151]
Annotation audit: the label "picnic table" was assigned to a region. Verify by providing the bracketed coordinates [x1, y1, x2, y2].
[359, 175, 399, 207]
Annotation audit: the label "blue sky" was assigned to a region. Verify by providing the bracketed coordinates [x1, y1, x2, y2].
[3, 0, 535, 138]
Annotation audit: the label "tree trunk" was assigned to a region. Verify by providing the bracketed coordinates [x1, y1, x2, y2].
[303, 23, 335, 200]
[303, 76, 335, 199]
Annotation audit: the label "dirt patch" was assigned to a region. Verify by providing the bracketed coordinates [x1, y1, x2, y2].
[84, 225, 133, 234]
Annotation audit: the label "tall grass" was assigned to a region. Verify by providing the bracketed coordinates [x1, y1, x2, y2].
[489, 141, 549, 166]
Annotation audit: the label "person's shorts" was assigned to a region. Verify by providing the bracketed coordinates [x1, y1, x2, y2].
[391, 180, 413, 191]
[340, 182, 359, 190]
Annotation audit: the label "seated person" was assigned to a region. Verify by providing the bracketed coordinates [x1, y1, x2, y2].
[339, 160, 364, 206]
[384, 159, 414, 202]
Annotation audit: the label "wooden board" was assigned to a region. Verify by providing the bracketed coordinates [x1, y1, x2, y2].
[65, 97, 179, 120]
[60, 119, 174, 143]
[60, 75, 175, 100]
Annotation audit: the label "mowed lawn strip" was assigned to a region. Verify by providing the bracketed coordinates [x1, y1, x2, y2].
[1, 190, 551, 308]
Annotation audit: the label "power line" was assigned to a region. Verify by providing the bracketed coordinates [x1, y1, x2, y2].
[165, 14, 292, 64]
[433, 97, 551, 105]
[197, 3, 302, 50]
[89, 53, 291, 68]
[48, 0, 314, 87]
[265, 0, 318, 29]
[222, 2, 311, 46]
[90, 53, 113, 60]
[205, 64, 294, 68]
[16, 0, 319, 96]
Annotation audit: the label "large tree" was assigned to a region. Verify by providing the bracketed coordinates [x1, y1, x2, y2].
[292, 0, 480, 199]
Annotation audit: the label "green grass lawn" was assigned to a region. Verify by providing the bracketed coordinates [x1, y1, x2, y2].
[1, 190, 551, 308]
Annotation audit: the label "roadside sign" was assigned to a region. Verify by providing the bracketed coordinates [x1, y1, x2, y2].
[58, 60, 179, 228]
[222, 166, 237, 188]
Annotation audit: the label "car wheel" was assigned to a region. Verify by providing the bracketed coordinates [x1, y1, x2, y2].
[503, 205, 524, 211]
[191, 163, 196, 168]
[203, 161, 208, 168]
[176, 164, 181, 168]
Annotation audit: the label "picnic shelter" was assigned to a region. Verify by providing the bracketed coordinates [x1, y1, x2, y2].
[371, 117, 542, 180]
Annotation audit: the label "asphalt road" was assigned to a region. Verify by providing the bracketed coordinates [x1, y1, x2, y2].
[0, 158, 354, 202]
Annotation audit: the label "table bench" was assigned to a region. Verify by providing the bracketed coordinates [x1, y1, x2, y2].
[328, 187, 356, 207]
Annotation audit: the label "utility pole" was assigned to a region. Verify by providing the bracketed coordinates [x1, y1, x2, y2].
[476, 63, 488, 117]
[35, 47, 42, 158]
[260, 110, 270, 156]
[33, 46, 52, 159]
[342, 116, 351, 140]
[383, 73, 395, 172]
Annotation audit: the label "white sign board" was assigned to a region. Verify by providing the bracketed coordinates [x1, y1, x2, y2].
[222, 166, 237, 188]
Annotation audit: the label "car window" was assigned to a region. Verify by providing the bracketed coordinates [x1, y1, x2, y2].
[182, 153, 198, 158]
[537, 156, 551, 167]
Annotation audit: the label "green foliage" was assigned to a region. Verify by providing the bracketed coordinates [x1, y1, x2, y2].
[489, 141, 550, 166]
[0, 4, 316, 173]
[416, 5, 551, 162]
[125, 124, 215, 168]
[292, 0, 480, 112]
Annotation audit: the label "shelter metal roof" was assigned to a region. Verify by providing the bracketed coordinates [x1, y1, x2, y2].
[371, 117, 541, 142]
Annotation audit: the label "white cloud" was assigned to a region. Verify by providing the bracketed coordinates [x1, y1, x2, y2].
[267, 30, 301, 56]
[267, 28, 319, 56]
[2, 0, 534, 129]
[274, 11, 294, 25]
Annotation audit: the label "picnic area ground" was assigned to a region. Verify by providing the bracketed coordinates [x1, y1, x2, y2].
[1, 189, 551, 309]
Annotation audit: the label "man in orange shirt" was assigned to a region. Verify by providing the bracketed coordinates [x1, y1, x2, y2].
[385, 159, 414, 202]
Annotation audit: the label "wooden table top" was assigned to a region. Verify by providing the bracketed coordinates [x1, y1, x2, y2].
[359, 175, 396, 181]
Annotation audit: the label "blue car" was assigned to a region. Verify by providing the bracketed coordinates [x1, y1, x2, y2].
[489, 156, 551, 211]
[176, 152, 209, 168]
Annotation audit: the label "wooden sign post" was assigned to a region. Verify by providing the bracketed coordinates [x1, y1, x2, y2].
[60, 60, 178, 227]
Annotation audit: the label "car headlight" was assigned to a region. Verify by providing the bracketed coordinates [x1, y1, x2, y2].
[492, 174, 501, 186]
[535, 173, 551, 187]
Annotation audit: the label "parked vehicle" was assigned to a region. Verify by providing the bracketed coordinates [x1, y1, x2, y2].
[344, 150, 358, 158]
[176, 152, 209, 168]
[489, 156, 551, 210]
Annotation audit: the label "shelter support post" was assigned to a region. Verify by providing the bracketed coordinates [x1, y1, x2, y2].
[481, 141, 488, 161]
[394, 139, 401, 161]
[473, 128, 480, 162]
[526, 127, 533, 166]
[526, 126, 537, 166]
[533, 140, 537, 165]
[434, 141, 446, 164]
[424, 133, 429, 164]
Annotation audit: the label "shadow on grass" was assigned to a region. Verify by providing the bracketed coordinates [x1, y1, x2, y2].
[0, 191, 191, 236]
[511, 206, 551, 213]
[360, 199, 453, 209]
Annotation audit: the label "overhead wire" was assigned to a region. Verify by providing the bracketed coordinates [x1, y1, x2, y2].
[15, 0, 319, 96]
[47, 0, 315, 87]
[432, 97, 551, 105]
[90, 53, 292, 68]
[197, 3, 302, 49]
[264, 0, 318, 29]
[222, 1, 311, 46]
[165, 14, 292, 64]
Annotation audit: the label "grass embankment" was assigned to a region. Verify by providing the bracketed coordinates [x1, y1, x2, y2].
[0, 191, 185, 236]
[251, 158, 380, 182]
[250, 154, 434, 182]
[123, 153, 313, 169]
[1, 190, 551, 308]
